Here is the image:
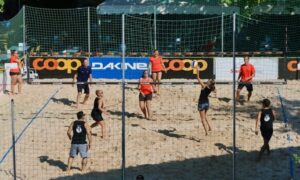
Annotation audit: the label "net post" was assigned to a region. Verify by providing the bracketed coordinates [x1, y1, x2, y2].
[284, 25, 288, 81]
[23, 6, 29, 84]
[87, 7, 91, 57]
[154, 5, 157, 50]
[232, 12, 236, 180]
[121, 13, 126, 180]
[11, 99, 17, 180]
[221, 12, 224, 56]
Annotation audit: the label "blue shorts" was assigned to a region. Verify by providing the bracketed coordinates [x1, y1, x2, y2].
[198, 102, 209, 111]
[69, 144, 88, 158]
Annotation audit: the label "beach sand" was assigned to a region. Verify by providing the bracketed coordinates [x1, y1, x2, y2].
[0, 81, 299, 180]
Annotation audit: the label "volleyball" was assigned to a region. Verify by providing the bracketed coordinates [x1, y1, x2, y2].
[192, 60, 198, 68]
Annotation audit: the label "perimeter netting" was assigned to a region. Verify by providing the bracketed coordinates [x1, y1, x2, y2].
[25, 6, 100, 55]
[124, 14, 233, 54]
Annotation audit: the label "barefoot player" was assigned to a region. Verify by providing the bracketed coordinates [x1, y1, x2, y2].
[9, 50, 23, 95]
[255, 99, 276, 161]
[138, 70, 155, 120]
[73, 59, 93, 108]
[90, 90, 108, 138]
[196, 69, 216, 136]
[67, 111, 92, 173]
[236, 56, 255, 102]
[149, 50, 166, 96]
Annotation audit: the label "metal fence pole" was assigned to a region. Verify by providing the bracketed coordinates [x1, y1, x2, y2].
[87, 7, 91, 57]
[121, 13, 126, 180]
[221, 12, 224, 56]
[11, 99, 17, 180]
[154, 5, 157, 50]
[23, 6, 29, 83]
[232, 13, 236, 180]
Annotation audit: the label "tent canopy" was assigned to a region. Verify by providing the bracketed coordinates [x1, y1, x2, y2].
[97, 0, 239, 15]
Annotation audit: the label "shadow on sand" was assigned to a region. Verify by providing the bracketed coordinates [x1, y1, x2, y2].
[48, 146, 299, 180]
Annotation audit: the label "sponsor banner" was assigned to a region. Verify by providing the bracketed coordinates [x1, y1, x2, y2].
[215, 57, 278, 81]
[90, 57, 214, 79]
[90, 57, 148, 79]
[30, 57, 85, 79]
[162, 58, 214, 79]
[279, 58, 300, 79]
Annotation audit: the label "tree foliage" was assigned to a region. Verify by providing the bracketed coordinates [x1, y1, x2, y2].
[220, 0, 300, 16]
[0, 0, 4, 13]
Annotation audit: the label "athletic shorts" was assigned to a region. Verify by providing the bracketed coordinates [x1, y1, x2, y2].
[238, 82, 253, 92]
[77, 83, 90, 94]
[139, 93, 152, 101]
[91, 109, 103, 122]
[10, 72, 20, 76]
[198, 102, 209, 111]
[69, 144, 88, 158]
[152, 70, 162, 73]
[261, 128, 273, 141]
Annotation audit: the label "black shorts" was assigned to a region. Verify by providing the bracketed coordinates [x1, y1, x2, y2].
[10, 72, 20, 76]
[238, 82, 253, 92]
[152, 71, 162, 73]
[91, 109, 103, 122]
[77, 83, 90, 94]
[260, 127, 273, 141]
[139, 93, 152, 101]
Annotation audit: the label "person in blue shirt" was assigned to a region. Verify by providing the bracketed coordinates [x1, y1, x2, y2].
[73, 59, 93, 108]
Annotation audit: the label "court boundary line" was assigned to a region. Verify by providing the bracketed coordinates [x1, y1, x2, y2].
[0, 87, 62, 164]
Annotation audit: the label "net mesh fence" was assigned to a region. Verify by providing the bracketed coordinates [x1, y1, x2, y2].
[1, 3, 300, 180]
[25, 6, 89, 55]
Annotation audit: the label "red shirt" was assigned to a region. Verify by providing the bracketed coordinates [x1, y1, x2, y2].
[10, 55, 20, 73]
[239, 63, 255, 82]
[149, 56, 163, 72]
[139, 77, 153, 95]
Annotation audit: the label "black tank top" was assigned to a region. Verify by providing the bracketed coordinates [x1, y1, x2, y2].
[93, 97, 103, 112]
[71, 120, 87, 144]
[260, 108, 274, 129]
[198, 87, 212, 104]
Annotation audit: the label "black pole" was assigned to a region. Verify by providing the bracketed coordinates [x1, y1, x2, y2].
[232, 13, 236, 180]
[284, 26, 288, 81]
[11, 99, 17, 180]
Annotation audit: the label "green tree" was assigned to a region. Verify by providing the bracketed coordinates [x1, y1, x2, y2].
[0, 0, 4, 13]
[220, 0, 300, 16]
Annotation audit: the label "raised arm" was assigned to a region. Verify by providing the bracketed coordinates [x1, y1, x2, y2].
[67, 122, 74, 140]
[196, 69, 205, 89]
[255, 111, 261, 135]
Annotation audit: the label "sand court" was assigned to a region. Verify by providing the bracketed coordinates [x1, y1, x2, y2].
[0, 81, 299, 179]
